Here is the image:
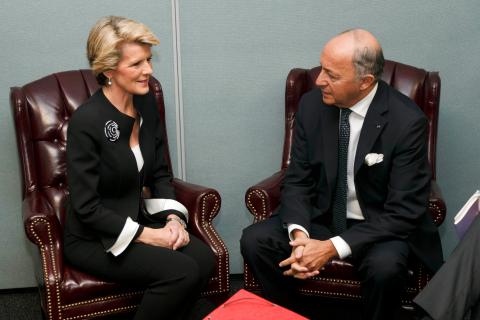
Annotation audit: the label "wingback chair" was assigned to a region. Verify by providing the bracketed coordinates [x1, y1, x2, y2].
[244, 60, 446, 306]
[11, 70, 229, 320]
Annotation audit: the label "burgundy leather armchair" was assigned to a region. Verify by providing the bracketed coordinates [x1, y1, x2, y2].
[11, 70, 229, 319]
[244, 60, 446, 305]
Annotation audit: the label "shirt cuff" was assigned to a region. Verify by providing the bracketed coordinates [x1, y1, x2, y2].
[330, 236, 352, 259]
[287, 224, 310, 241]
[133, 225, 144, 240]
[106, 217, 140, 256]
[144, 198, 189, 222]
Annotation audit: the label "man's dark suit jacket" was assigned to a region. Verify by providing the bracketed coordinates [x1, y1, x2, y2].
[278, 80, 443, 273]
[64, 89, 182, 251]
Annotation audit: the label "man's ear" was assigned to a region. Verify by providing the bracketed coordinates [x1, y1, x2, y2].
[360, 74, 375, 90]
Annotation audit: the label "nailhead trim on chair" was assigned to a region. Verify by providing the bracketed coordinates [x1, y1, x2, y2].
[429, 202, 443, 224]
[199, 192, 230, 296]
[61, 291, 143, 309]
[246, 189, 269, 221]
[244, 189, 270, 291]
[299, 288, 362, 299]
[311, 277, 359, 285]
[27, 218, 60, 320]
[63, 305, 138, 320]
[28, 218, 144, 319]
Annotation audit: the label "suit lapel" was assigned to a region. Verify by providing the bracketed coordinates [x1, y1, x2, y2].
[354, 82, 388, 175]
[320, 105, 340, 190]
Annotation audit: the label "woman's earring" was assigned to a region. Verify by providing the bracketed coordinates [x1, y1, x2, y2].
[107, 78, 112, 86]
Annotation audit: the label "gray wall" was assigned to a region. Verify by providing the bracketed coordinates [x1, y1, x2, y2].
[1, 0, 479, 288]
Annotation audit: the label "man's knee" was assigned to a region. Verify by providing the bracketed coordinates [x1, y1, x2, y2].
[240, 223, 266, 258]
[360, 253, 408, 287]
[241, 218, 291, 270]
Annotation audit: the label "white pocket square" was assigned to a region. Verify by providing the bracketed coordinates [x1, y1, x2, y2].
[364, 153, 384, 166]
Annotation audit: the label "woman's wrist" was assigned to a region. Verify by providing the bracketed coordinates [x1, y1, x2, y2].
[166, 215, 187, 229]
[135, 226, 151, 243]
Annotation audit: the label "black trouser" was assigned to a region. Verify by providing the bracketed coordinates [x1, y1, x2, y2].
[414, 216, 480, 320]
[240, 215, 409, 320]
[65, 231, 215, 320]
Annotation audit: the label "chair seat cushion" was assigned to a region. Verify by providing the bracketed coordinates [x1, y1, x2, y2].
[60, 265, 143, 306]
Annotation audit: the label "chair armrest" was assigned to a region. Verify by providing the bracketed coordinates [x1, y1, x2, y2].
[172, 178, 220, 227]
[23, 189, 64, 280]
[429, 180, 446, 226]
[245, 170, 285, 221]
[172, 177, 223, 247]
[172, 178, 230, 295]
[172, 178, 227, 254]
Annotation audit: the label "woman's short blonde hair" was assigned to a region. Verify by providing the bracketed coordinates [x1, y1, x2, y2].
[87, 16, 160, 85]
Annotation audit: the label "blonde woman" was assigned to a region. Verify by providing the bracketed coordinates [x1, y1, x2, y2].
[64, 16, 214, 319]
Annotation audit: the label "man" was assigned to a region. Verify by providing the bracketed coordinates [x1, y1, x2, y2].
[241, 29, 443, 320]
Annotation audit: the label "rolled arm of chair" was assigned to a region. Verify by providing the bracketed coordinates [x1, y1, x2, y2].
[173, 179, 220, 229]
[245, 170, 285, 222]
[23, 189, 64, 280]
[172, 178, 229, 295]
[429, 180, 446, 226]
[172, 178, 227, 253]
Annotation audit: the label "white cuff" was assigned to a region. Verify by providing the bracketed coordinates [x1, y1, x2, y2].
[144, 198, 189, 221]
[330, 236, 352, 259]
[287, 224, 310, 241]
[107, 217, 140, 256]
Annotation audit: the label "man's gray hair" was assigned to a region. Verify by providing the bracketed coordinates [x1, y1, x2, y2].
[339, 29, 384, 81]
[352, 45, 384, 81]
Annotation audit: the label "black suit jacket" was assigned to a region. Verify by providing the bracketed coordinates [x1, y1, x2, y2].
[64, 89, 179, 250]
[278, 81, 443, 272]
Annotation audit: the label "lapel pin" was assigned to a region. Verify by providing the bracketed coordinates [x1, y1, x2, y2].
[104, 120, 120, 142]
[376, 124, 382, 129]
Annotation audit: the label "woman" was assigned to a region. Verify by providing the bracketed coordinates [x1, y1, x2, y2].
[64, 16, 214, 320]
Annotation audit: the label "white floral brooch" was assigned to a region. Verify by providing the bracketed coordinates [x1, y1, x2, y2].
[104, 120, 120, 142]
[364, 153, 384, 166]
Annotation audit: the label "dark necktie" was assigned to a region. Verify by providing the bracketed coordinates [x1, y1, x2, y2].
[332, 108, 352, 235]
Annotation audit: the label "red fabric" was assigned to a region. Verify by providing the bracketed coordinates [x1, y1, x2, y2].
[204, 289, 308, 320]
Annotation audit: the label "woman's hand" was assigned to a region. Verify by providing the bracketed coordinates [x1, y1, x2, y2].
[165, 216, 190, 250]
[135, 215, 190, 250]
[136, 227, 177, 249]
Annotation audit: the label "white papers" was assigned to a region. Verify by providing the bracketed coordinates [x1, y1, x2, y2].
[453, 190, 480, 239]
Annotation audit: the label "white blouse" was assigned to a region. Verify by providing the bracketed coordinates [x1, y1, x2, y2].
[106, 118, 145, 256]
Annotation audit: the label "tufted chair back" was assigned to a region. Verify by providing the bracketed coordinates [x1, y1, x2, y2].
[11, 70, 229, 319]
[244, 60, 446, 307]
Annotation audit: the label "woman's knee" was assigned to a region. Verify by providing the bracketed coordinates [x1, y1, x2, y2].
[180, 263, 202, 291]
[197, 243, 215, 282]
[183, 237, 215, 282]
[162, 257, 202, 292]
